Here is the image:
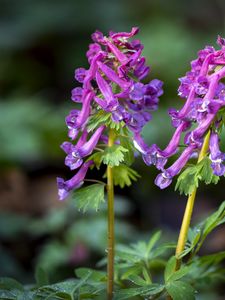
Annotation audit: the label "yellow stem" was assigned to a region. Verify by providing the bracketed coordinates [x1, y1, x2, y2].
[107, 129, 115, 300]
[175, 130, 211, 270]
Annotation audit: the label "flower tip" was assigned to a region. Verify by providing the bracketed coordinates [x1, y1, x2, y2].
[56, 177, 69, 201]
[154, 173, 172, 189]
[217, 35, 225, 47]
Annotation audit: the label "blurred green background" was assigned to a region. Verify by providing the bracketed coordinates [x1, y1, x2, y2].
[0, 0, 225, 295]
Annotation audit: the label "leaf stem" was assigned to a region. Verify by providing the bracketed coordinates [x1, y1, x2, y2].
[107, 129, 115, 300]
[84, 179, 106, 185]
[175, 130, 211, 270]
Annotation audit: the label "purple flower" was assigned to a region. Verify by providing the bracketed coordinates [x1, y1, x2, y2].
[57, 161, 93, 200]
[71, 87, 83, 103]
[94, 71, 118, 111]
[155, 145, 196, 189]
[153, 37, 225, 189]
[58, 28, 164, 200]
[209, 131, 225, 176]
[129, 83, 145, 101]
[64, 126, 105, 170]
[74, 68, 87, 83]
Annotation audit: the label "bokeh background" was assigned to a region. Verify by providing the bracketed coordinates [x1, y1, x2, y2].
[0, 0, 225, 297]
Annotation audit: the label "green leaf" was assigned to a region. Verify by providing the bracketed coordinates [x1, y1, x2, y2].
[71, 184, 105, 213]
[166, 281, 195, 300]
[169, 266, 190, 282]
[119, 135, 135, 166]
[35, 266, 49, 287]
[164, 256, 176, 282]
[175, 157, 220, 195]
[114, 284, 164, 300]
[201, 201, 225, 240]
[35, 279, 80, 299]
[0, 278, 34, 300]
[101, 145, 128, 167]
[147, 231, 161, 255]
[0, 278, 23, 291]
[185, 201, 225, 256]
[112, 165, 140, 188]
[75, 268, 106, 282]
[87, 151, 104, 169]
[87, 111, 111, 132]
[121, 266, 142, 280]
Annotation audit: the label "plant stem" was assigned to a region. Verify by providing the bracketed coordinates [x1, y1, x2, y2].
[175, 130, 211, 270]
[107, 129, 115, 300]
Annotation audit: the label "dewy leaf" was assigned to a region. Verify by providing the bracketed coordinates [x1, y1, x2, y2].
[166, 280, 195, 300]
[175, 157, 220, 195]
[112, 165, 140, 188]
[114, 284, 164, 300]
[168, 266, 190, 282]
[71, 184, 105, 212]
[101, 145, 128, 167]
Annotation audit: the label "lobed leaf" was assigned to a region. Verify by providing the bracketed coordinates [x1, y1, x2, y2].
[101, 145, 128, 167]
[112, 165, 140, 188]
[71, 184, 105, 213]
[175, 157, 220, 196]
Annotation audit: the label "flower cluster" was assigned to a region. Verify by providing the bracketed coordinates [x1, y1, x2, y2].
[57, 27, 163, 200]
[147, 37, 225, 189]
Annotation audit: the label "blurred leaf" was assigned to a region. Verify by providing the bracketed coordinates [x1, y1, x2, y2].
[0, 213, 30, 239]
[114, 284, 164, 300]
[164, 256, 176, 282]
[166, 280, 195, 300]
[35, 266, 49, 287]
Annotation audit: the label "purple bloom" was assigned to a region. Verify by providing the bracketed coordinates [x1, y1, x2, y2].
[129, 83, 145, 101]
[74, 68, 87, 83]
[58, 28, 164, 200]
[209, 131, 225, 176]
[57, 161, 93, 200]
[64, 126, 105, 170]
[153, 37, 225, 189]
[95, 71, 118, 111]
[71, 87, 83, 103]
[155, 145, 196, 189]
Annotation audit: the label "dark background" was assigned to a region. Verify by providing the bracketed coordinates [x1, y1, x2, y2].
[0, 0, 225, 295]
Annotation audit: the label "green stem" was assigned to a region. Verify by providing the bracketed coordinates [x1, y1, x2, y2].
[175, 130, 211, 270]
[107, 129, 115, 300]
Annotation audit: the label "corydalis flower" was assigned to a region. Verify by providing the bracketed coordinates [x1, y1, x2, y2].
[58, 27, 163, 200]
[209, 131, 225, 176]
[153, 36, 225, 189]
[57, 161, 93, 201]
[70, 27, 163, 136]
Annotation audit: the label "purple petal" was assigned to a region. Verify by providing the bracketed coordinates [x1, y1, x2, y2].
[71, 87, 83, 103]
[57, 161, 93, 201]
[74, 68, 87, 83]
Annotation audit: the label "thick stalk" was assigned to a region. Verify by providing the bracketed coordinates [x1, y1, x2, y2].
[175, 130, 211, 270]
[107, 129, 115, 300]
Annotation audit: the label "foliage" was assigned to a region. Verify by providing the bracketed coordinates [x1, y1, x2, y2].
[71, 184, 105, 213]
[175, 157, 220, 195]
[112, 165, 140, 188]
[2, 201, 224, 299]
